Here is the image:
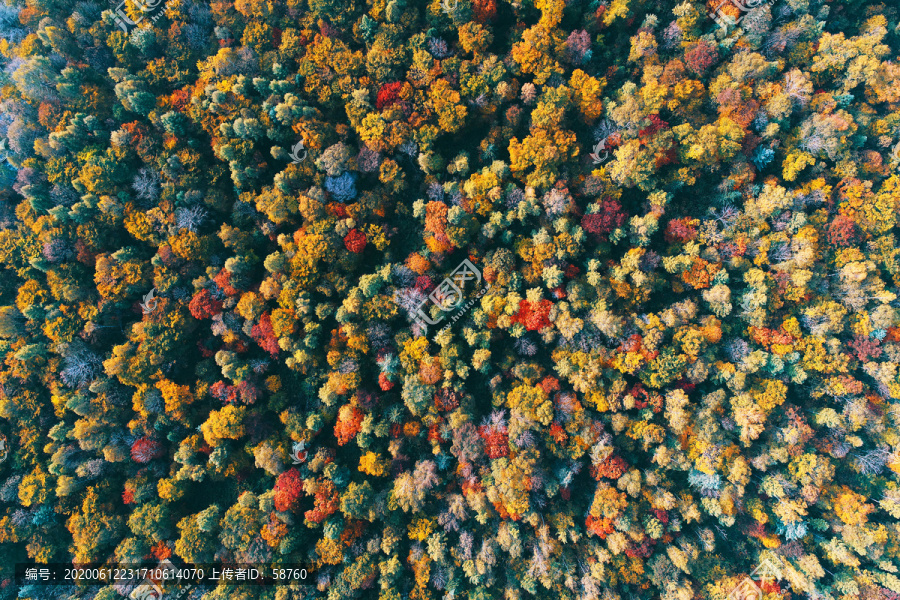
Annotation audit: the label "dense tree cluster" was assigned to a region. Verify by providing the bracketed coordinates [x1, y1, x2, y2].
[1, 0, 900, 599]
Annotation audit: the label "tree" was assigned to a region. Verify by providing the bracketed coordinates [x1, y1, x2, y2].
[68, 486, 125, 562]
[130, 437, 165, 463]
[273, 468, 303, 512]
[219, 498, 263, 552]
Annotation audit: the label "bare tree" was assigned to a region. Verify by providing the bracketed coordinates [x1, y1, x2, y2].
[132, 167, 161, 202]
[59, 342, 102, 388]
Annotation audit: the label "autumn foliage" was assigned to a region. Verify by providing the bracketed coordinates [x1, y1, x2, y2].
[1, 0, 899, 597]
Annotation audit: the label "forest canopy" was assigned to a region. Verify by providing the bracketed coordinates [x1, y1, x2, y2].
[1, 0, 900, 599]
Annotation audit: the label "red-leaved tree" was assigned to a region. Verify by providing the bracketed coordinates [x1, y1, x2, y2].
[827, 215, 861, 247]
[131, 437, 164, 463]
[344, 229, 367, 253]
[335, 404, 364, 446]
[478, 422, 509, 459]
[684, 40, 719, 76]
[376, 82, 404, 111]
[274, 468, 303, 512]
[665, 217, 698, 243]
[189, 289, 223, 320]
[512, 299, 553, 331]
[304, 479, 339, 523]
[581, 199, 626, 240]
[474, 0, 497, 22]
[251, 312, 279, 357]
